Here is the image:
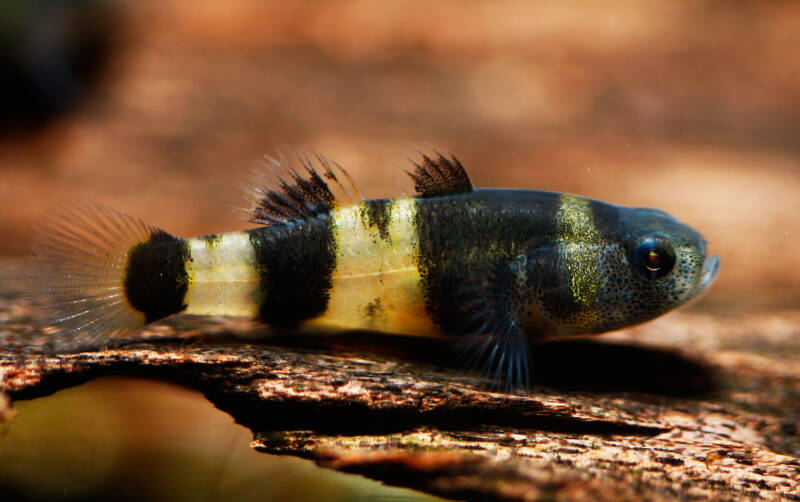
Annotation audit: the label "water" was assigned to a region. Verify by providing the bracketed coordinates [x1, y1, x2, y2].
[0, 377, 444, 502]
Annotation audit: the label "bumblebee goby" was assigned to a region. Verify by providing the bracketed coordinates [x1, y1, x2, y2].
[33, 150, 720, 387]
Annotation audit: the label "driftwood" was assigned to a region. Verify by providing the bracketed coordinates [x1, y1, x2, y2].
[1, 260, 799, 501]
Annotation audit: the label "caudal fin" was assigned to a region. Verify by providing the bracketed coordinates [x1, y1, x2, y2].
[31, 202, 167, 351]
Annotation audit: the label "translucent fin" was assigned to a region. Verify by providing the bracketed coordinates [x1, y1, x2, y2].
[245, 147, 363, 226]
[455, 257, 532, 393]
[30, 201, 158, 352]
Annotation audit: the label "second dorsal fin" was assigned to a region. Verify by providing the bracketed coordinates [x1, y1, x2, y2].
[248, 149, 362, 226]
[407, 151, 473, 197]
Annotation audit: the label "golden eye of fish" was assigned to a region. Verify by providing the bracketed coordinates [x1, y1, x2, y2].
[634, 238, 676, 279]
[644, 250, 665, 270]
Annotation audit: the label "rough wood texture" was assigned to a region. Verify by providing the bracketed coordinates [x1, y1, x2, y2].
[1, 261, 799, 501]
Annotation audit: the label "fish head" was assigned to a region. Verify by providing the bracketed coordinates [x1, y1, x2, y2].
[587, 206, 720, 332]
[518, 200, 719, 337]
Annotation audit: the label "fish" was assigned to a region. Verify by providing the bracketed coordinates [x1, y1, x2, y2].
[32, 149, 720, 388]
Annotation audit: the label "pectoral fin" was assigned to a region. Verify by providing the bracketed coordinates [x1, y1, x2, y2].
[455, 254, 535, 392]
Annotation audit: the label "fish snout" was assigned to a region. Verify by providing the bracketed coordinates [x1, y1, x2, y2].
[699, 254, 720, 290]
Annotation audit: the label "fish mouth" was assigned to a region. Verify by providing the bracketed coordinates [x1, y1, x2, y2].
[699, 254, 720, 290]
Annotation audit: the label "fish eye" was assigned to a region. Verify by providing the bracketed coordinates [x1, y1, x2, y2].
[633, 238, 676, 279]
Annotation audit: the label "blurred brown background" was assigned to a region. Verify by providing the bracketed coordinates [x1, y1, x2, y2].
[1, 2, 799, 501]
[1, 0, 799, 310]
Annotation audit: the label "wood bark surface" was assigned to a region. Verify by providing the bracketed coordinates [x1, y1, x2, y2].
[1, 260, 799, 501]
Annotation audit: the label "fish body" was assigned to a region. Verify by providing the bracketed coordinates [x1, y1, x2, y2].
[34, 151, 719, 386]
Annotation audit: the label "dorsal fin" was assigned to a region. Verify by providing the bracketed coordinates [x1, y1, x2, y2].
[406, 151, 473, 197]
[248, 149, 362, 226]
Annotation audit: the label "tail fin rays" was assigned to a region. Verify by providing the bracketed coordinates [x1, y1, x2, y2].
[31, 201, 160, 352]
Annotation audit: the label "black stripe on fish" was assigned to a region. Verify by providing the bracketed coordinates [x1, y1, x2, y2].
[201, 233, 223, 248]
[414, 191, 563, 336]
[247, 215, 336, 330]
[587, 199, 621, 236]
[528, 247, 580, 328]
[362, 199, 393, 242]
[124, 230, 190, 323]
